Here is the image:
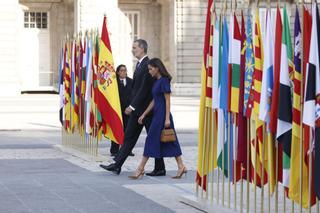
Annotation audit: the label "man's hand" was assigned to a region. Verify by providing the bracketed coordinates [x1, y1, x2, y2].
[125, 107, 133, 115]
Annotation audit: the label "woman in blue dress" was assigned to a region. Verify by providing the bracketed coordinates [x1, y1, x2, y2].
[129, 58, 187, 179]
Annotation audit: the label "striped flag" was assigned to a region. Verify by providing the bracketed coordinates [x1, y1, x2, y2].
[249, 10, 268, 186]
[197, 0, 216, 191]
[229, 13, 241, 113]
[288, 7, 311, 207]
[59, 47, 64, 126]
[276, 5, 293, 189]
[64, 41, 72, 132]
[96, 16, 124, 144]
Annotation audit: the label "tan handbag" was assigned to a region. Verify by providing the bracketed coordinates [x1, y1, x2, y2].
[160, 128, 176, 142]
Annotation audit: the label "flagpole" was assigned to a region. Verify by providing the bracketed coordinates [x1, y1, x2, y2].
[308, 2, 313, 211]
[228, 113, 231, 208]
[246, 119, 250, 213]
[222, 112, 225, 206]
[201, 107, 207, 198]
[211, 109, 215, 203]
[299, 0, 305, 212]
[232, 1, 238, 211]
[209, 5, 215, 202]
[205, 108, 211, 200]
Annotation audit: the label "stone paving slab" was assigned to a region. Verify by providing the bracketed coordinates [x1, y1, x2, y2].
[0, 159, 175, 213]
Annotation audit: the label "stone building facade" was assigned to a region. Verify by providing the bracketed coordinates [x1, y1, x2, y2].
[0, 0, 310, 96]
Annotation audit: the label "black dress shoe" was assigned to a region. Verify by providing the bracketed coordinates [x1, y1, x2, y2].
[100, 163, 121, 175]
[128, 152, 135, 157]
[145, 169, 166, 176]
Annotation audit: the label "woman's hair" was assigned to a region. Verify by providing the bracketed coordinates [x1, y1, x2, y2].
[116, 64, 126, 77]
[148, 58, 172, 81]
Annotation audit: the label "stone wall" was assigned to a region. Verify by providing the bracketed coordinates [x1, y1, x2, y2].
[118, 0, 161, 77]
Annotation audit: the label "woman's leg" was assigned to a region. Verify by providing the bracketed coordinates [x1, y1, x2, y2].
[175, 155, 185, 170]
[129, 156, 150, 179]
[173, 155, 187, 178]
[136, 156, 149, 172]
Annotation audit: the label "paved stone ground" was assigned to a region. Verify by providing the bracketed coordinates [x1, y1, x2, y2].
[0, 94, 202, 213]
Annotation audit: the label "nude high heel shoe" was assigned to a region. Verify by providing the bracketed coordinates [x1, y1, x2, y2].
[172, 166, 187, 179]
[128, 169, 145, 180]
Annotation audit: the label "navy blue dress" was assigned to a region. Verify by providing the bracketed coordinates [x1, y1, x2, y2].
[143, 77, 182, 158]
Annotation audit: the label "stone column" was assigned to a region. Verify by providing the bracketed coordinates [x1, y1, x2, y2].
[159, 0, 176, 83]
[0, 0, 20, 96]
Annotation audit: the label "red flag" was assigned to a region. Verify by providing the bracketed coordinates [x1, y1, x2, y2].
[236, 11, 248, 180]
[196, 0, 213, 191]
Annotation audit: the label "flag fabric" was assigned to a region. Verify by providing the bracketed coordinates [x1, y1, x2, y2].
[217, 17, 230, 177]
[59, 47, 64, 126]
[64, 42, 72, 132]
[212, 14, 220, 109]
[236, 11, 248, 179]
[260, 9, 276, 193]
[229, 14, 241, 113]
[270, 7, 282, 135]
[220, 17, 229, 111]
[313, 4, 320, 200]
[288, 7, 311, 207]
[85, 38, 93, 134]
[252, 10, 268, 185]
[310, 3, 320, 200]
[96, 16, 124, 144]
[259, 10, 274, 124]
[244, 15, 254, 117]
[276, 5, 293, 189]
[303, 3, 320, 200]
[197, 0, 215, 191]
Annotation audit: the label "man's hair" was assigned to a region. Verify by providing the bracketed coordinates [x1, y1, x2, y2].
[134, 39, 148, 54]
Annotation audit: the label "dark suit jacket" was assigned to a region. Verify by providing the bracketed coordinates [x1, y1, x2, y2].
[118, 76, 133, 114]
[130, 56, 155, 117]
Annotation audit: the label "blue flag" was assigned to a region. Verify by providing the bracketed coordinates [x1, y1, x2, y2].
[243, 15, 254, 117]
[219, 17, 229, 111]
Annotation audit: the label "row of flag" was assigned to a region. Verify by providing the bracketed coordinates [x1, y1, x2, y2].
[59, 16, 124, 145]
[197, 0, 320, 208]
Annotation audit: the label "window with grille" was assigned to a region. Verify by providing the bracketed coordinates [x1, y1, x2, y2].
[124, 11, 140, 41]
[24, 12, 48, 29]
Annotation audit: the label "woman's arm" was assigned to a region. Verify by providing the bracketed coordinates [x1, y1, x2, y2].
[164, 93, 171, 128]
[143, 99, 154, 116]
[138, 100, 154, 124]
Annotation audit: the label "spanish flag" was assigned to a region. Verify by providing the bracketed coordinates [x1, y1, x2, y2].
[96, 16, 124, 145]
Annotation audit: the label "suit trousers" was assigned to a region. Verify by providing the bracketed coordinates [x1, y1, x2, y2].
[110, 113, 129, 154]
[114, 113, 165, 170]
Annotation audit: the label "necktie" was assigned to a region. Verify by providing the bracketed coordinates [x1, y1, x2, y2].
[135, 62, 140, 71]
[120, 79, 124, 86]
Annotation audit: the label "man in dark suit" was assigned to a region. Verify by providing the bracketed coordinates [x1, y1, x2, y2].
[100, 39, 166, 176]
[110, 64, 134, 157]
